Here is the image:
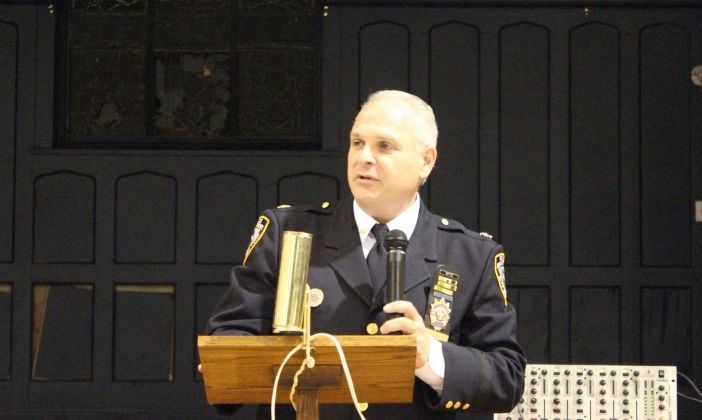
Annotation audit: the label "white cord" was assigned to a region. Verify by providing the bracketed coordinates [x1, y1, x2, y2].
[678, 371, 702, 398]
[270, 333, 368, 420]
[271, 342, 304, 420]
[677, 371, 702, 404]
[311, 333, 367, 419]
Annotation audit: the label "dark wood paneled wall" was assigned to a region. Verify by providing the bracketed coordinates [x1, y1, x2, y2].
[0, 2, 700, 417]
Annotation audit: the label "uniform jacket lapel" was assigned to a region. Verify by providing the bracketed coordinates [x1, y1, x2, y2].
[325, 198, 375, 306]
[404, 201, 437, 293]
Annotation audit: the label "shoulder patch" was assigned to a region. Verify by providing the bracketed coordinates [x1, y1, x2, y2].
[479, 232, 493, 240]
[493, 252, 508, 306]
[243, 215, 270, 265]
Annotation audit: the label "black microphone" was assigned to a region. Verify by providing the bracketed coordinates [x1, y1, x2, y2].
[384, 229, 408, 315]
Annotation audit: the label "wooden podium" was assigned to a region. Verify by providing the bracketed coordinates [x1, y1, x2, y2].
[198, 335, 416, 419]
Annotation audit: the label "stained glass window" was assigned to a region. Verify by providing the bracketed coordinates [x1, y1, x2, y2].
[57, 0, 317, 148]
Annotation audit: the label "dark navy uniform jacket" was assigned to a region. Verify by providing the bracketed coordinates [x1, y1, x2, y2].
[206, 197, 526, 419]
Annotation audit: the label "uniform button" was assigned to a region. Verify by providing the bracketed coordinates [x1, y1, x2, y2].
[321, 201, 330, 209]
[441, 218, 449, 226]
[365, 323, 378, 335]
[462, 403, 470, 410]
[452, 401, 461, 409]
[445, 401, 454, 409]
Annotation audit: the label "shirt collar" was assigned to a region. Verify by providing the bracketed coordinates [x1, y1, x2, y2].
[353, 194, 421, 256]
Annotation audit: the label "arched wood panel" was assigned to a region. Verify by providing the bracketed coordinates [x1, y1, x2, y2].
[640, 23, 692, 267]
[0, 20, 17, 263]
[33, 171, 95, 264]
[277, 172, 340, 205]
[428, 22, 480, 229]
[114, 172, 177, 264]
[499, 22, 550, 266]
[569, 22, 621, 267]
[196, 172, 258, 264]
[358, 21, 410, 101]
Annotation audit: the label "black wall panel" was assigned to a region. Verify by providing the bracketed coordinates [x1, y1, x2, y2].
[510, 286, 550, 363]
[569, 23, 621, 267]
[0, 284, 10, 381]
[115, 172, 177, 264]
[277, 172, 340, 205]
[0, 20, 16, 263]
[428, 22, 480, 229]
[640, 24, 692, 267]
[33, 172, 95, 264]
[358, 21, 410, 101]
[641, 287, 692, 375]
[570, 286, 621, 364]
[196, 172, 258, 264]
[113, 285, 174, 381]
[31, 284, 93, 381]
[499, 23, 550, 266]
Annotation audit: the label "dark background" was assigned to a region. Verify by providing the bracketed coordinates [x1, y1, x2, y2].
[0, 0, 700, 417]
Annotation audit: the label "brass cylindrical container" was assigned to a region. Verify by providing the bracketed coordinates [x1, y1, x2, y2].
[272, 231, 313, 334]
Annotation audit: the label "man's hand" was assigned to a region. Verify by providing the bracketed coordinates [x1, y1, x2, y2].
[380, 300, 431, 369]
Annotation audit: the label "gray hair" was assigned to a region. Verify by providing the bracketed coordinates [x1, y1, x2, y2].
[362, 90, 438, 150]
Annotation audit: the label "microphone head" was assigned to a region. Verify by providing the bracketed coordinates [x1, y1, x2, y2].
[384, 229, 408, 251]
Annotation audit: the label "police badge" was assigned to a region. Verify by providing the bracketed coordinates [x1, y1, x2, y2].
[423, 265, 459, 341]
[429, 297, 451, 331]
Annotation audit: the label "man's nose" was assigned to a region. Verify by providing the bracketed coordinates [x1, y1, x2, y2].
[360, 145, 375, 163]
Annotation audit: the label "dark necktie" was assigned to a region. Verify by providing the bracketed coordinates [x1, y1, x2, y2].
[366, 223, 389, 296]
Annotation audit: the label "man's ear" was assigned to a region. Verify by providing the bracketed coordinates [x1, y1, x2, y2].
[420, 147, 437, 179]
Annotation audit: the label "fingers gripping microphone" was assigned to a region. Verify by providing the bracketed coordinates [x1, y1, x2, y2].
[384, 229, 408, 311]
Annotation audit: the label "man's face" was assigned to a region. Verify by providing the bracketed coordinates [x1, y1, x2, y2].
[347, 99, 436, 222]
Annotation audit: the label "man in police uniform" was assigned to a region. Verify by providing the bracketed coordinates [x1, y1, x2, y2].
[206, 90, 526, 418]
